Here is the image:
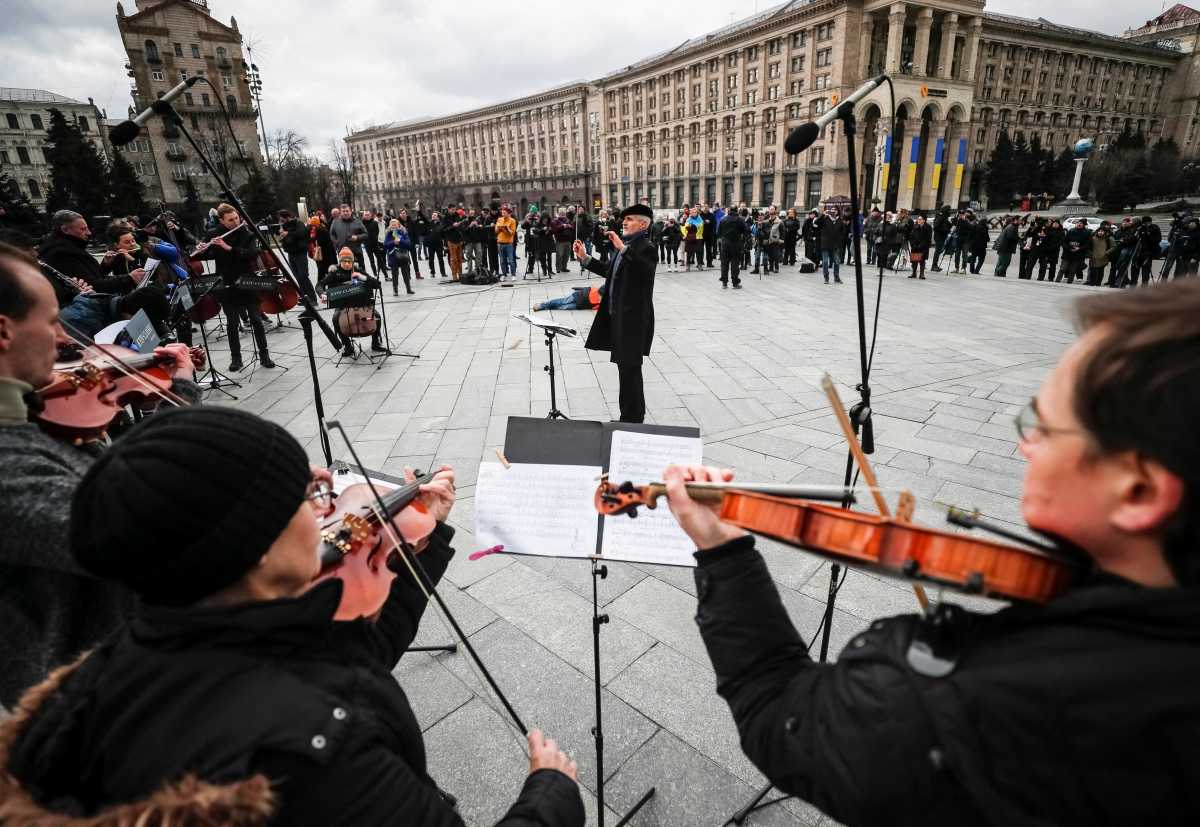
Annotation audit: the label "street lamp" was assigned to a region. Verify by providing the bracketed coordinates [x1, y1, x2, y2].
[243, 46, 269, 166]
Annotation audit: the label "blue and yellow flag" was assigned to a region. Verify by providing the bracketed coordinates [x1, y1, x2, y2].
[906, 137, 920, 189]
[879, 135, 892, 192]
[953, 138, 967, 190]
[932, 138, 945, 189]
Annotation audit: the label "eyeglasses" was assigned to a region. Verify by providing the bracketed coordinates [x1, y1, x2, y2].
[1014, 397, 1084, 443]
[305, 478, 333, 509]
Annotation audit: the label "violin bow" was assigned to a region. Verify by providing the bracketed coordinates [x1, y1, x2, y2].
[323, 421, 529, 741]
[59, 318, 190, 410]
[821, 374, 931, 613]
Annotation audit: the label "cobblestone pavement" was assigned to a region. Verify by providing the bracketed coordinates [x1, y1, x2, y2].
[208, 250, 1090, 826]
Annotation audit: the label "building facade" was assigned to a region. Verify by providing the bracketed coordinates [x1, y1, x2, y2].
[346, 83, 597, 215]
[115, 0, 264, 207]
[0, 88, 108, 210]
[347, 0, 1200, 213]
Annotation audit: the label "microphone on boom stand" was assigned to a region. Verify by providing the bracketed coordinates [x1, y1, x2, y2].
[784, 72, 890, 156]
[109, 77, 200, 147]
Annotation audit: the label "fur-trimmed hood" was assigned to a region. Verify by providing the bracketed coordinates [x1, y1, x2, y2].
[0, 656, 275, 825]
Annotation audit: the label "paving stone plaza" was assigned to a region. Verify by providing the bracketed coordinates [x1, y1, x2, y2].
[212, 254, 1084, 826]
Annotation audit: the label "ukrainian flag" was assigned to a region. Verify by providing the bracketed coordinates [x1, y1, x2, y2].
[906, 137, 920, 189]
[932, 138, 944, 189]
[879, 135, 892, 192]
[953, 138, 967, 190]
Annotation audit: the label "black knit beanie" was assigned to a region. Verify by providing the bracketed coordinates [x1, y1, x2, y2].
[70, 406, 311, 606]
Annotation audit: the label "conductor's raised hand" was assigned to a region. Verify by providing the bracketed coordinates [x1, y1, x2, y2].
[607, 230, 625, 252]
[527, 729, 578, 782]
[572, 239, 587, 262]
[663, 464, 748, 552]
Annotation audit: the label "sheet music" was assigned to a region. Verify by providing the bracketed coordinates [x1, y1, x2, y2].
[475, 462, 600, 558]
[601, 430, 703, 567]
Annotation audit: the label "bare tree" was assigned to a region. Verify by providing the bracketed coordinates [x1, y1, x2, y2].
[413, 159, 461, 209]
[328, 139, 355, 206]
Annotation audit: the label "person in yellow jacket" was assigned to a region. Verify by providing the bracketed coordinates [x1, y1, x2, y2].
[494, 206, 519, 282]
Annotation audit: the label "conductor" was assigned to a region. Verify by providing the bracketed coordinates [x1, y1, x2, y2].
[573, 204, 656, 423]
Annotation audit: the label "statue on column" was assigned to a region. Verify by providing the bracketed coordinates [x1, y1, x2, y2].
[1060, 138, 1095, 207]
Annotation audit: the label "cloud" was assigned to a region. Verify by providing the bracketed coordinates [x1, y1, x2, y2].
[0, 0, 1170, 159]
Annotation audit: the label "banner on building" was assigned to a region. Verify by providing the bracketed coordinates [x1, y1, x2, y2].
[879, 135, 893, 192]
[906, 137, 920, 189]
[953, 138, 967, 190]
[932, 138, 945, 189]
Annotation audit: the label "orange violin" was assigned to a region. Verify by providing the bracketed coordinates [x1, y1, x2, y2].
[313, 472, 438, 621]
[595, 480, 1080, 604]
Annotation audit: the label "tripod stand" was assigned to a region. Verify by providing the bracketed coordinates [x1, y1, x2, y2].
[727, 96, 879, 827]
[591, 560, 655, 827]
[183, 282, 240, 400]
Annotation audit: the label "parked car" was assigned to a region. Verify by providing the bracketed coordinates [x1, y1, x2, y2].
[1061, 215, 1105, 232]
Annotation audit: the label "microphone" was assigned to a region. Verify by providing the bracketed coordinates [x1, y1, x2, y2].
[784, 73, 888, 155]
[109, 77, 198, 147]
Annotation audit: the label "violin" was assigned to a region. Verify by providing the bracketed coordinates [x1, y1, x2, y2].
[313, 470, 438, 621]
[595, 480, 1081, 605]
[38, 345, 205, 442]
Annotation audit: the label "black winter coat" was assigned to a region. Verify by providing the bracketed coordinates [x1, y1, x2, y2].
[909, 222, 933, 255]
[0, 523, 584, 827]
[692, 537, 1200, 827]
[198, 224, 260, 285]
[37, 234, 132, 304]
[817, 215, 843, 251]
[584, 231, 655, 365]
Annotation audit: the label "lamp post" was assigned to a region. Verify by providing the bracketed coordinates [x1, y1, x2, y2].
[243, 46, 269, 166]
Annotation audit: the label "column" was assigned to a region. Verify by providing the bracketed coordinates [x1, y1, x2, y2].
[895, 117, 923, 210]
[885, 3, 907, 74]
[938, 13, 959, 80]
[859, 17, 876, 80]
[912, 8, 934, 77]
[962, 17, 984, 84]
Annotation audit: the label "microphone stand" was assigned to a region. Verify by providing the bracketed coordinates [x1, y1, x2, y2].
[727, 97, 875, 826]
[151, 99, 342, 465]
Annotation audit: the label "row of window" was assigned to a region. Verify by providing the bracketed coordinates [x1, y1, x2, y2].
[0, 146, 38, 165]
[607, 149, 822, 181]
[3, 112, 90, 132]
[142, 40, 232, 64]
[978, 87, 1155, 114]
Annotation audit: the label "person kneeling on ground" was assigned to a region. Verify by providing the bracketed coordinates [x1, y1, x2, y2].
[532, 283, 605, 312]
[0, 406, 585, 827]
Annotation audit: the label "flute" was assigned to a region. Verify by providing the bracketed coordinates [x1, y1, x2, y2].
[190, 224, 242, 256]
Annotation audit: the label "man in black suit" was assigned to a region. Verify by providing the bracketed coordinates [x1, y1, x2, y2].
[573, 204, 656, 423]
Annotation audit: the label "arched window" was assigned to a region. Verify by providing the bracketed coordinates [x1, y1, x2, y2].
[144, 40, 160, 62]
[27, 179, 41, 199]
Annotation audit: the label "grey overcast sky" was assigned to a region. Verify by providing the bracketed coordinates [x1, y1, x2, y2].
[0, 0, 1174, 158]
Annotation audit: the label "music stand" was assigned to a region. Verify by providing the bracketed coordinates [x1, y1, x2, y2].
[374, 282, 420, 364]
[514, 313, 574, 419]
[179, 281, 240, 399]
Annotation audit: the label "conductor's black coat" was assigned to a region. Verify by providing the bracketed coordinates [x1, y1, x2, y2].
[582, 230, 656, 366]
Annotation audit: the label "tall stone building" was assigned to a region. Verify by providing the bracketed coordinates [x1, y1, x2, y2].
[115, 0, 264, 208]
[347, 1, 1200, 213]
[0, 88, 108, 210]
